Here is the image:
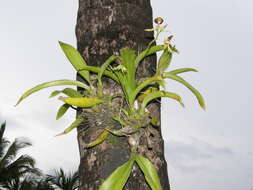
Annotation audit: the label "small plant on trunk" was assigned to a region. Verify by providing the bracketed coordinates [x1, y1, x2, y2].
[16, 18, 205, 190]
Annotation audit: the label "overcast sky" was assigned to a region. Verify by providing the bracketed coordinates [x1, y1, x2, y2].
[0, 0, 253, 190]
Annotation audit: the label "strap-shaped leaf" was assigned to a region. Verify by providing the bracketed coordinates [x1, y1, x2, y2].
[106, 126, 138, 136]
[15, 80, 90, 106]
[135, 45, 164, 68]
[56, 104, 70, 120]
[120, 48, 137, 92]
[58, 97, 104, 108]
[157, 49, 172, 75]
[59, 41, 91, 84]
[135, 155, 163, 190]
[168, 68, 198, 75]
[98, 55, 118, 88]
[49, 90, 61, 98]
[86, 129, 110, 148]
[140, 91, 184, 114]
[99, 158, 135, 190]
[55, 117, 84, 136]
[164, 72, 206, 110]
[78, 65, 119, 82]
[137, 87, 158, 102]
[50, 88, 82, 98]
[129, 76, 163, 104]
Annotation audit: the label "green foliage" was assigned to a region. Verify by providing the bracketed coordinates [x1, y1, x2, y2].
[15, 80, 90, 106]
[135, 45, 164, 68]
[85, 129, 110, 148]
[156, 49, 172, 75]
[99, 158, 135, 190]
[56, 104, 70, 120]
[3, 167, 79, 190]
[0, 122, 79, 189]
[59, 41, 91, 86]
[163, 72, 206, 110]
[46, 168, 79, 190]
[140, 91, 184, 114]
[58, 97, 104, 108]
[135, 155, 163, 190]
[98, 55, 118, 90]
[16, 18, 206, 189]
[100, 155, 163, 190]
[55, 118, 84, 136]
[49, 88, 82, 98]
[0, 122, 40, 187]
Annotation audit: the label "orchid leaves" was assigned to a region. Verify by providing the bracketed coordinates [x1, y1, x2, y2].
[135, 45, 164, 67]
[99, 155, 163, 190]
[98, 55, 118, 89]
[56, 104, 70, 120]
[59, 41, 91, 86]
[16, 25, 206, 190]
[163, 72, 206, 110]
[16, 40, 205, 136]
[156, 49, 172, 75]
[15, 80, 90, 106]
[49, 88, 82, 98]
[135, 155, 163, 190]
[140, 91, 184, 114]
[55, 117, 84, 136]
[99, 157, 135, 190]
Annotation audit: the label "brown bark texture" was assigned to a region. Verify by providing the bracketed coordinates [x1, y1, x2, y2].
[75, 0, 170, 189]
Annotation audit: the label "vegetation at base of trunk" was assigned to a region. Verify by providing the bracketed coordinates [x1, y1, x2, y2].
[16, 18, 206, 190]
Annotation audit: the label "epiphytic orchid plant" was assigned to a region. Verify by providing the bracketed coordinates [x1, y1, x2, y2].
[16, 18, 205, 190]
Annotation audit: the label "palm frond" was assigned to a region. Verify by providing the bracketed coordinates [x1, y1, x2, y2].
[0, 122, 10, 158]
[0, 155, 37, 182]
[0, 138, 32, 170]
[47, 168, 79, 190]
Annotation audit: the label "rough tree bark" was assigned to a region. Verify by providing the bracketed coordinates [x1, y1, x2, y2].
[75, 0, 170, 189]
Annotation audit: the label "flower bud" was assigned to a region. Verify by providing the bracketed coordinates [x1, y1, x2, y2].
[154, 17, 164, 25]
[167, 35, 173, 41]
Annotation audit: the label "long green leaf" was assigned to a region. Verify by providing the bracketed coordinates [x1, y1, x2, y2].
[109, 69, 128, 99]
[58, 97, 104, 108]
[140, 91, 184, 114]
[49, 90, 61, 98]
[99, 158, 135, 190]
[55, 117, 84, 136]
[50, 88, 82, 98]
[168, 68, 198, 75]
[156, 49, 172, 75]
[135, 45, 164, 68]
[98, 55, 118, 88]
[120, 48, 137, 92]
[78, 65, 119, 82]
[164, 73, 206, 110]
[86, 129, 110, 148]
[16, 80, 89, 106]
[135, 155, 163, 190]
[59, 41, 91, 84]
[129, 76, 163, 104]
[56, 104, 70, 120]
[137, 87, 158, 102]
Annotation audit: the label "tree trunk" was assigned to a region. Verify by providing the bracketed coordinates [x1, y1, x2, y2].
[75, 0, 170, 189]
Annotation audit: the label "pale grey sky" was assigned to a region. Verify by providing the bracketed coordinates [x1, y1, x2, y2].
[0, 0, 253, 190]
